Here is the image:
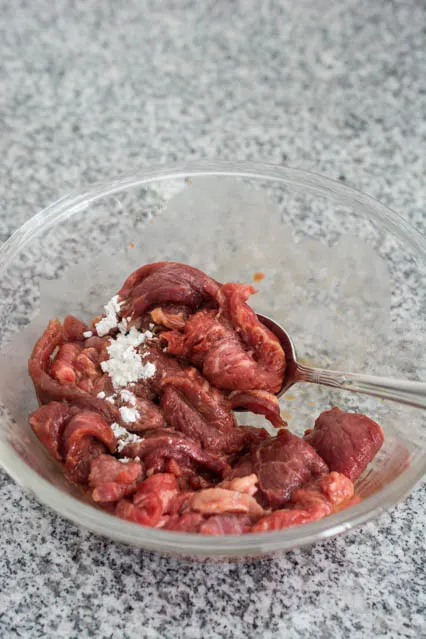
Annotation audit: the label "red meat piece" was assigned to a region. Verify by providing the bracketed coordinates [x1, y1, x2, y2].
[62, 412, 116, 456]
[92, 482, 134, 503]
[141, 349, 250, 453]
[200, 514, 252, 535]
[304, 407, 384, 481]
[83, 335, 109, 357]
[229, 390, 286, 428]
[251, 509, 312, 533]
[164, 459, 212, 491]
[118, 262, 220, 319]
[167, 491, 195, 515]
[226, 452, 254, 479]
[83, 374, 115, 398]
[162, 367, 236, 433]
[251, 471, 355, 532]
[160, 386, 245, 454]
[132, 398, 166, 432]
[164, 284, 285, 395]
[116, 494, 163, 527]
[292, 471, 354, 518]
[62, 411, 116, 483]
[217, 283, 285, 391]
[50, 343, 81, 385]
[235, 425, 270, 444]
[252, 430, 329, 508]
[89, 454, 144, 502]
[29, 401, 74, 461]
[63, 315, 90, 342]
[142, 343, 187, 393]
[28, 320, 120, 423]
[163, 309, 232, 367]
[65, 438, 106, 484]
[163, 513, 205, 532]
[133, 473, 179, 513]
[120, 428, 229, 476]
[74, 348, 100, 378]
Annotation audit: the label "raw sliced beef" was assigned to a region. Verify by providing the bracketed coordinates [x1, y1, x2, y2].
[28, 320, 120, 423]
[229, 390, 286, 428]
[28, 261, 384, 536]
[63, 315, 90, 342]
[160, 386, 246, 454]
[163, 513, 205, 532]
[120, 428, 229, 476]
[89, 454, 144, 502]
[251, 471, 354, 532]
[29, 401, 74, 461]
[252, 429, 329, 508]
[62, 411, 117, 483]
[118, 262, 220, 319]
[50, 343, 82, 384]
[164, 283, 286, 394]
[304, 407, 384, 480]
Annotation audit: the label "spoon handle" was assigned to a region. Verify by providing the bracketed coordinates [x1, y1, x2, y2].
[296, 364, 426, 409]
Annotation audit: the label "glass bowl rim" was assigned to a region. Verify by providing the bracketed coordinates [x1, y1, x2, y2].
[0, 160, 425, 556]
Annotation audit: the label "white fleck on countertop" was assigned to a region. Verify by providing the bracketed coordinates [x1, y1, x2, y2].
[0, 1, 424, 638]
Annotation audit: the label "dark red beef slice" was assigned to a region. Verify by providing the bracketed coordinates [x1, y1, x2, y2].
[214, 282, 285, 393]
[142, 343, 186, 394]
[304, 407, 384, 481]
[120, 428, 229, 476]
[160, 386, 245, 454]
[62, 411, 117, 483]
[65, 438, 107, 484]
[229, 390, 286, 428]
[119, 396, 166, 433]
[28, 320, 120, 423]
[226, 452, 254, 479]
[160, 386, 224, 450]
[252, 430, 329, 508]
[161, 367, 236, 434]
[118, 262, 220, 319]
[63, 315, 90, 342]
[29, 401, 74, 461]
[62, 411, 116, 458]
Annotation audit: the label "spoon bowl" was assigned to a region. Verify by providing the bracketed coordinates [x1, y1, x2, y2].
[258, 314, 426, 410]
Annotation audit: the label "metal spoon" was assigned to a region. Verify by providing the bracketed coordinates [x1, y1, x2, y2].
[258, 314, 426, 410]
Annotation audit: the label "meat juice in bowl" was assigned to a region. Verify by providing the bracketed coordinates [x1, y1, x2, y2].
[0, 162, 424, 557]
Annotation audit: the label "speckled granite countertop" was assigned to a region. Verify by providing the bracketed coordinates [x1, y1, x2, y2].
[0, 1, 425, 637]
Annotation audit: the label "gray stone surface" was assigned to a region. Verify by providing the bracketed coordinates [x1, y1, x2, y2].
[0, 1, 424, 638]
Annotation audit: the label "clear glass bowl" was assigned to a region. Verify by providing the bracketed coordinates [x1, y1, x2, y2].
[0, 161, 424, 559]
